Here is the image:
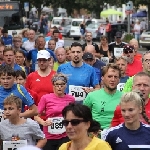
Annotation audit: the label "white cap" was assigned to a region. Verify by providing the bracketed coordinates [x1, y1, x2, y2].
[37, 50, 51, 59]
[18, 145, 41, 150]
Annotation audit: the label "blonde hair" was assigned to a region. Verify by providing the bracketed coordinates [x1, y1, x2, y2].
[13, 35, 22, 41]
[64, 46, 71, 52]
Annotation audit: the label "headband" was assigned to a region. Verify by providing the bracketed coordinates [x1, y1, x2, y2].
[52, 76, 67, 83]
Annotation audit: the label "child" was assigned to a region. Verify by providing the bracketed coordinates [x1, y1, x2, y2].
[0, 95, 47, 148]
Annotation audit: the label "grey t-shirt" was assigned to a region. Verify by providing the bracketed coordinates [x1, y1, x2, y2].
[0, 118, 45, 145]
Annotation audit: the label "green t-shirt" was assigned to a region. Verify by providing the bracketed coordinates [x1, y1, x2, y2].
[53, 62, 60, 71]
[122, 76, 133, 93]
[83, 88, 122, 129]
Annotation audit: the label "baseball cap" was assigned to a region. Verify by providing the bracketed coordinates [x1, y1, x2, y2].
[18, 145, 41, 150]
[37, 50, 51, 60]
[83, 52, 94, 60]
[116, 32, 122, 38]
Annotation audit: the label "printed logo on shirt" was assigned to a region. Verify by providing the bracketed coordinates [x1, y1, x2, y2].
[116, 137, 122, 143]
[36, 79, 40, 81]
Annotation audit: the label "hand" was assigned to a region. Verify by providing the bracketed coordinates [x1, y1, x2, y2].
[82, 87, 93, 93]
[42, 119, 53, 126]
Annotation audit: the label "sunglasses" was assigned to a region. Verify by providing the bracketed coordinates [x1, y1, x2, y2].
[62, 119, 85, 126]
[123, 49, 134, 54]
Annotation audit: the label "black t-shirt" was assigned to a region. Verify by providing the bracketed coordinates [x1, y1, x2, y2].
[82, 42, 100, 53]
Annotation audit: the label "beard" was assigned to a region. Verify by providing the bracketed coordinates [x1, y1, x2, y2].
[105, 84, 117, 92]
[73, 60, 80, 64]
[127, 57, 133, 64]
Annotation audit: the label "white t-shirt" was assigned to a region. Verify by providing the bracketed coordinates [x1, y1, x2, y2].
[140, 21, 146, 30]
[134, 24, 141, 34]
[55, 40, 64, 50]
[22, 40, 35, 52]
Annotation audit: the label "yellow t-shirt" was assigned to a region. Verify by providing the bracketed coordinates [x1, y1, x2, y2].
[58, 137, 112, 150]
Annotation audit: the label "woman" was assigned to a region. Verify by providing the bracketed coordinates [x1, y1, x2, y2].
[65, 46, 71, 62]
[104, 92, 150, 150]
[59, 103, 112, 150]
[21, 28, 29, 43]
[133, 20, 142, 42]
[34, 73, 75, 150]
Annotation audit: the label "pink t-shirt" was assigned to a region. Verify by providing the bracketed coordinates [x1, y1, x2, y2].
[38, 93, 75, 139]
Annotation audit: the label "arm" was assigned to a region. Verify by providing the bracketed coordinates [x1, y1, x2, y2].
[34, 115, 52, 126]
[36, 138, 47, 149]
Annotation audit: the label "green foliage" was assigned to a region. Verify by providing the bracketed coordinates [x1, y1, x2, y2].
[122, 33, 134, 43]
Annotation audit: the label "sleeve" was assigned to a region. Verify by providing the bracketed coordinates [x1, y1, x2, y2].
[90, 67, 99, 87]
[57, 66, 61, 73]
[29, 119, 45, 140]
[38, 95, 46, 114]
[122, 77, 133, 93]
[19, 85, 34, 106]
[83, 93, 93, 110]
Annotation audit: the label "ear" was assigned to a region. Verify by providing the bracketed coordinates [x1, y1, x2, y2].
[101, 76, 104, 82]
[139, 106, 142, 114]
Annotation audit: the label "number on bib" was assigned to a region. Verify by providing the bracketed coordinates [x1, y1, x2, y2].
[117, 83, 125, 91]
[114, 48, 123, 57]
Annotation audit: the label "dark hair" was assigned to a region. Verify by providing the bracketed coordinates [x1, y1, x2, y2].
[53, 29, 59, 35]
[71, 42, 82, 49]
[16, 50, 26, 58]
[88, 120, 101, 132]
[0, 65, 16, 77]
[102, 63, 121, 78]
[15, 70, 26, 79]
[62, 103, 101, 132]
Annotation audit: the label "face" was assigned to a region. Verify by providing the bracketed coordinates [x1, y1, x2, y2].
[48, 40, 56, 50]
[24, 31, 29, 38]
[66, 50, 71, 61]
[86, 33, 92, 42]
[83, 59, 94, 66]
[3, 33, 8, 37]
[70, 46, 83, 64]
[15, 52, 25, 66]
[115, 59, 127, 76]
[53, 33, 59, 40]
[0, 74, 15, 89]
[102, 68, 120, 91]
[116, 37, 121, 43]
[121, 101, 142, 125]
[3, 51, 15, 65]
[132, 76, 150, 100]
[16, 75, 26, 86]
[53, 80, 66, 95]
[64, 111, 90, 140]
[37, 58, 50, 71]
[37, 37, 45, 50]
[13, 38, 22, 48]
[29, 30, 35, 40]
[100, 38, 107, 45]
[0, 46, 4, 58]
[4, 103, 21, 120]
[142, 53, 150, 73]
[56, 48, 66, 64]
[123, 49, 135, 64]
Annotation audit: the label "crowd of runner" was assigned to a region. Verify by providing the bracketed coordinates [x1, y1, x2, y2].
[0, 26, 150, 150]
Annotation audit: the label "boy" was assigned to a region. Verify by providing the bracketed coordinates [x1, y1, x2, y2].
[0, 65, 37, 118]
[0, 95, 46, 148]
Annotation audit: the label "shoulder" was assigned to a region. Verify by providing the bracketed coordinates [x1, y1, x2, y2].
[26, 118, 39, 126]
[27, 71, 37, 78]
[59, 142, 71, 150]
[0, 119, 9, 126]
[65, 94, 75, 101]
[59, 62, 71, 68]
[87, 88, 103, 96]
[108, 42, 115, 46]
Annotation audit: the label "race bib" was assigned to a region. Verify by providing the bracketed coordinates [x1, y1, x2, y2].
[114, 48, 123, 57]
[69, 85, 86, 101]
[3, 140, 27, 150]
[48, 117, 66, 134]
[101, 57, 109, 65]
[0, 109, 4, 122]
[117, 83, 125, 91]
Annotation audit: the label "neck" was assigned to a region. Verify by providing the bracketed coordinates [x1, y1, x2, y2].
[87, 41, 92, 44]
[38, 67, 51, 77]
[54, 92, 65, 97]
[71, 61, 83, 67]
[125, 121, 140, 130]
[38, 48, 44, 51]
[9, 117, 22, 125]
[10, 62, 15, 68]
[58, 61, 66, 65]
[104, 86, 117, 95]
[29, 39, 34, 42]
[14, 47, 20, 51]
[121, 73, 126, 77]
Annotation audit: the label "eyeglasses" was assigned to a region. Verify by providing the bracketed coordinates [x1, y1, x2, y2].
[62, 119, 85, 126]
[54, 83, 66, 87]
[123, 49, 134, 54]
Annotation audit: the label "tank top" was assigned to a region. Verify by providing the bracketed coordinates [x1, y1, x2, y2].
[100, 46, 109, 57]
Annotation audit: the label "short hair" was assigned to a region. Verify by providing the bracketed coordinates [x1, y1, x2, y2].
[102, 63, 121, 78]
[15, 70, 26, 79]
[51, 73, 68, 84]
[115, 56, 128, 63]
[4, 95, 22, 109]
[16, 50, 26, 58]
[71, 42, 82, 49]
[13, 35, 22, 41]
[85, 31, 92, 36]
[133, 72, 150, 84]
[3, 46, 15, 55]
[53, 29, 59, 35]
[65, 46, 71, 52]
[0, 65, 16, 77]
[142, 51, 150, 63]
[35, 35, 45, 44]
[48, 39, 56, 44]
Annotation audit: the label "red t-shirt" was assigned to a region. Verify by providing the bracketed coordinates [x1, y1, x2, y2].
[46, 33, 62, 39]
[134, 53, 142, 61]
[126, 59, 143, 76]
[111, 100, 150, 127]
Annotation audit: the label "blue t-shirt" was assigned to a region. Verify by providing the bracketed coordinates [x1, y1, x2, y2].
[94, 67, 101, 83]
[120, 76, 129, 83]
[45, 36, 51, 42]
[46, 48, 56, 61]
[104, 123, 150, 150]
[0, 84, 34, 112]
[2, 35, 12, 46]
[27, 48, 55, 72]
[57, 62, 99, 93]
[93, 59, 106, 71]
[2, 63, 23, 71]
[22, 37, 28, 43]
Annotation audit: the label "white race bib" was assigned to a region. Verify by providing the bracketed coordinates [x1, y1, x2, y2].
[117, 83, 125, 91]
[101, 57, 109, 65]
[3, 140, 27, 150]
[48, 117, 66, 134]
[114, 48, 123, 57]
[0, 109, 4, 122]
[69, 85, 86, 101]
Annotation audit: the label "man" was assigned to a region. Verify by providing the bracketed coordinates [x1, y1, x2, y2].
[115, 56, 129, 91]
[57, 42, 100, 102]
[123, 51, 150, 93]
[27, 36, 55, 72]
[83, 52, 101, 83]
[123, 45, 142, 76]
[84, 63, 122, 129]
[22, 29, 35, 52]
[109, 32, 127, 62]
[82, 32, 101, 58]
[0, 45, 4, 64]
[1, 29, 12, 46]
[0, 65, 38, 118]
[84, 45, 105, 71]
[53, 47, 67, 71]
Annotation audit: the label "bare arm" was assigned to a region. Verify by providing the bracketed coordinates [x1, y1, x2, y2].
[36, 138, 47, 149]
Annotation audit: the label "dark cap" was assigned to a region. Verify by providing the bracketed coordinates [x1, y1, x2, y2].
[1, 29, 8, 33]
[116, 32, 122, 38]
[123, 45, 134, 51]
[83, 52, 94, 60]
